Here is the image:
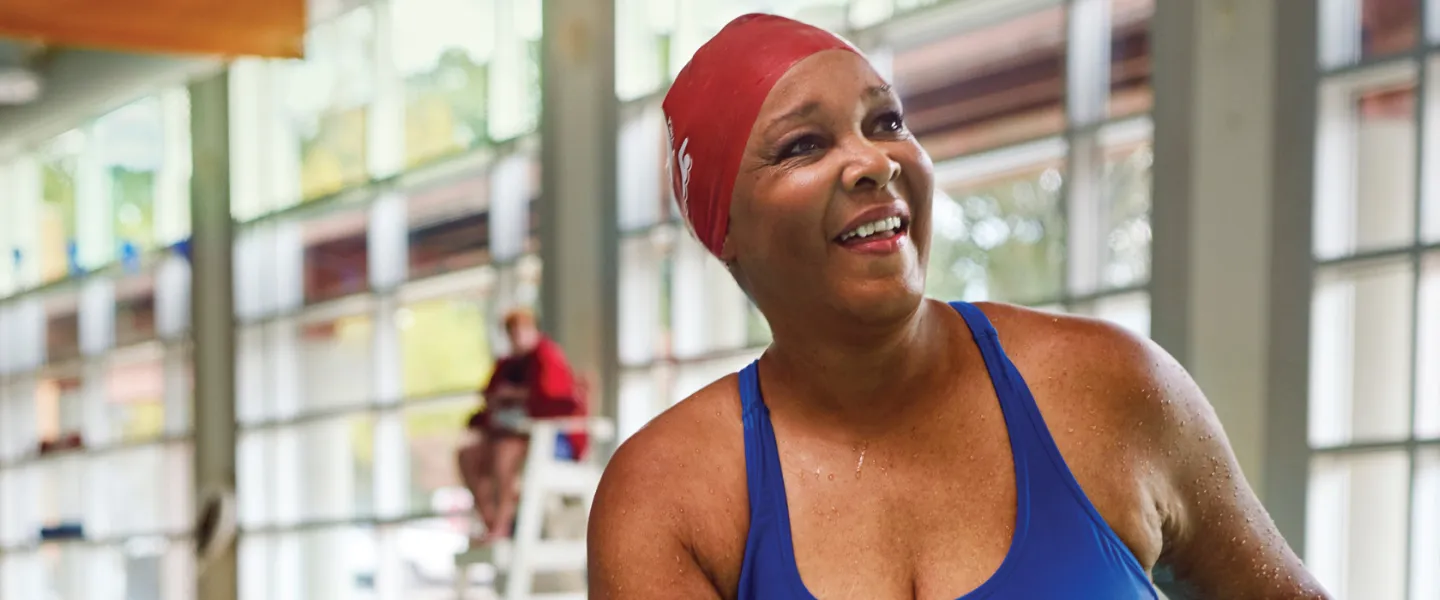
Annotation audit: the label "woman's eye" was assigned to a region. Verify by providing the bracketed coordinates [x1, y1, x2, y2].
[874, 111, 905, 134]
[779, 135, 823, 159]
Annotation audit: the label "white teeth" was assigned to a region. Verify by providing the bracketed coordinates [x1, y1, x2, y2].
[840, 216, 903, 241]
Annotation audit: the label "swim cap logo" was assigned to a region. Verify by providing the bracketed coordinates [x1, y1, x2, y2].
[665, 116, 695, 225]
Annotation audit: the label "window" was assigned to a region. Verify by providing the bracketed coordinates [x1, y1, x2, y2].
[398, 295, 493, 399]
[105, 345, 169, 443]
[892, 5, 1068, 161]
[284, 7, 378, 203]
[302, 209, 371, 304]
[299, 309, 377, 414]
[239, 526, 377, 600]
[405, 174, 491, 281]
[392, 0, 495, 166]
[94, 97, 165, 261]
[43, 293, 81, 367]
[486, 0, 543, 142]
[1309, 2, 1435, 595]
[926, 140, 1067, 304]
[37, 131, 83, 283]
[895, 0, 1153, 314]
[115, 273, 158, 347]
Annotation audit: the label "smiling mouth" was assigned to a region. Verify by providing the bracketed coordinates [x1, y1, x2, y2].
[836, 216, 906, 244]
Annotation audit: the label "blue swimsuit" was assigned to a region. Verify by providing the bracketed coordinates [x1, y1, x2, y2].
[736, 301, 1158, 599]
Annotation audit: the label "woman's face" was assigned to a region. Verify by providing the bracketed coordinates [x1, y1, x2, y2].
[724, 49, 934, 328]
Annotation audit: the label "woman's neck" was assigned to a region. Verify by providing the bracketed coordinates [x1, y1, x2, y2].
[759, 298, 959, 428]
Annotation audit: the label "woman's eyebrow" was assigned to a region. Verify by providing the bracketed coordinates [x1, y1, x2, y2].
[765, 101, 822, 135]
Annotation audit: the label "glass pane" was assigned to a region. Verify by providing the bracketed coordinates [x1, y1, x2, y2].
[1306, 451, 1410, 600]
[1415, 449, 1440, 600]
[1322, 0, 1421, 68]
[106, 347, 167, 443]
[406, 174, 490, 281]
[1315, 67, 1418, 259]
[616, 102, 669, 230]
[1109, 0, 1153, 118]
[92, 444, 191, 538]
[243, 527, 377, 600]
[36, 370, 83, 443]
[384, 519, 484, 597]
[45, 293, 81, 363]
[35, 453, 85, 531]
[1425, 57, 1440, 243]
[399, 295, 494, 398]
[235, 325, 268, 425]
[115, 273, 158, 347]
[1310, 259, 1415, 447]
[94, 96, 164, 261]
[280, 417, 375, 523]
[1101, 121, 1153, 289]
[894, 5, 1067, 161]
[1073, 292, 1150, 337]
[35, 543, 88, 599]
[1418, 253, 1440, 438]
[285, 8, 376, 202]
[0, 465, 37, 547]
[1363, 0, 1420, 59]
[670, 0, 764, 82]
[926, 142, 1066, 304]
[618, 364, 671, 442]
[299, 311, 375, 413]
[670, 234, 751, 358]
[618, 231, 672, 366]
[394, 0, 494, 166]
[303, 210, 370, 304]
[487, 0, 543, 141]
[154, 88, 192, 248]
[672, 351, 761, 406]
[0, 551, 43, 600]
[616, 0, 673, 100]
[5, 157, 43, 291]
[1, 378, 39, 461]
[399, 398, 478, 517]
[38, 131, 83, 283]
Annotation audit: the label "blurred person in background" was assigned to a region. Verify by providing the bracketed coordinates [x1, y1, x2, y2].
[587, 13, 1329, 600]
[458, 308, 587, 544]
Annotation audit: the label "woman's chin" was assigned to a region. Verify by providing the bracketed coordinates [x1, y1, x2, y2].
[829, 279, 926, 325]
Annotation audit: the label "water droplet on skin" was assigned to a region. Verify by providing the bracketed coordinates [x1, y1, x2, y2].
[1067, 428, 1075, 433]
[828, 473, 835, 481]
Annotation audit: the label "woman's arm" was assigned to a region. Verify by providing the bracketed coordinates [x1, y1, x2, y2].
[588, 426, 725, 599]
[1112, 329, 1331, 599]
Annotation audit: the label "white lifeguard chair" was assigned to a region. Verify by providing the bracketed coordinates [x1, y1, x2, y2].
[454, 416, 614, 600]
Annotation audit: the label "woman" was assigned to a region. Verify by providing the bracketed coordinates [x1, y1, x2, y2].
[458, 308, 586, 543]
[588, 13, 1329, 600]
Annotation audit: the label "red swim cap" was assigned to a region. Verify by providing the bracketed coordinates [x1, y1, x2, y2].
[662, 14, 859, 257]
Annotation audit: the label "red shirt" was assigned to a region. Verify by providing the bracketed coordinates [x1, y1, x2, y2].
[478, 336, 589, 458]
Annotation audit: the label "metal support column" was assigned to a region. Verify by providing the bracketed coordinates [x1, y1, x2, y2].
[189, 71, 237, 600]
[539, 0, 620, 443]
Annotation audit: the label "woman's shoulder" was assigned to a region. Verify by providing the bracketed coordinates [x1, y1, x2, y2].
[961, 300, 1154, 364]
[596, 373, 749, 503]
[961, 299, 1188, 437]
[591, 374, 751, 562]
